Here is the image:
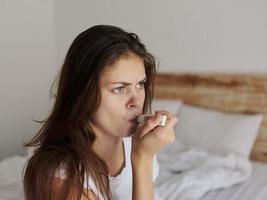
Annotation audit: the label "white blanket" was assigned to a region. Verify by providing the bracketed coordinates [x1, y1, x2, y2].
[154, 142, 252, 200]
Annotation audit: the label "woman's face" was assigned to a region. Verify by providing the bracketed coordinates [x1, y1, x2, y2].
[90, 53, 146, 138]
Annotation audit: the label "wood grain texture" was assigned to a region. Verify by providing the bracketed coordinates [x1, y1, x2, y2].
[154, 73, 267, 162]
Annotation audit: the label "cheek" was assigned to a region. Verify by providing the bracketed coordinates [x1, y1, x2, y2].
[91, 101, 122, 130]
[142, 90, 146, 99]
[105, 96, 125, 111]
[140, 90, 146, 104]
[98, 93, 125, 118]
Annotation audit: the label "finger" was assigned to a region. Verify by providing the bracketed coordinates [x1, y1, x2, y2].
[138, 113, 162, 137]
[155, 114, 178, 130]
[155, 110, 177, 127]
[164, 116, 178, 128]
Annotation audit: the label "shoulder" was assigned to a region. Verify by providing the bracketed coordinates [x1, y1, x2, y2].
[51, 177, 99, 200]
[54, 162, 68, 179]
[25, 146, 75, 182]
[25, 147, 65, 174]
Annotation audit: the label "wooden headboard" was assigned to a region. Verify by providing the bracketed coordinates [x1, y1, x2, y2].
[154, 73, 267, 163]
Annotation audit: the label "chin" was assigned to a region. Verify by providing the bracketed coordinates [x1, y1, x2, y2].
[118, 128, 133, 138]
[119, 123, 138, 137]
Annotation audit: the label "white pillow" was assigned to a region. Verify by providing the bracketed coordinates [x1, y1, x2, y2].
[151, 99, 183, 116]
[174, 104, 263, 158]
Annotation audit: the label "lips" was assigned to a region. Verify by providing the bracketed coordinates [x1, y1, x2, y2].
[129, 115, 140, 126]
[130, 118, 138, 125]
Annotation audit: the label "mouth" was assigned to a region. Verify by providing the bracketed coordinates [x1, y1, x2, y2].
[128, 115, 140, 126]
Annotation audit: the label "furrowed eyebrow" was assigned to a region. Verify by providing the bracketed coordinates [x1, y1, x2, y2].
[111, 77, 147, 86]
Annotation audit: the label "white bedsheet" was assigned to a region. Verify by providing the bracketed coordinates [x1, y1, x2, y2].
[154, 142, 252, 200]
[200, 161, 267, 200]
[154, 160, 267, 200]
[0, 154, 267, 200]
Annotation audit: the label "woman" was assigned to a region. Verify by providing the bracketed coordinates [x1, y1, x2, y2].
[23, 25, 177, 200]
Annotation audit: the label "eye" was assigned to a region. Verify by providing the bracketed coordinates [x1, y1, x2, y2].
[112, 86, 125, 94]
[137, 81, 146, 89]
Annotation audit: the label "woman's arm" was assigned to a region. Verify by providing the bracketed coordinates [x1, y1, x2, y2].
[131, 111, 177, 200]
[131, 154, 154, 200]
[51, 177, 99, 200]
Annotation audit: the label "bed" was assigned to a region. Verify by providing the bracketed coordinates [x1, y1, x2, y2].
[0, 73, 267, 200]
[153, 73, 267, 200]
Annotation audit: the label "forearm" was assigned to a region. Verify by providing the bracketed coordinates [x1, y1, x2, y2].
[131, 155, 154, 200]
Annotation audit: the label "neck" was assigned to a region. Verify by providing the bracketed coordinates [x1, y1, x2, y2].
[92, 135, 122, 162]
[90, 126, 125, 176]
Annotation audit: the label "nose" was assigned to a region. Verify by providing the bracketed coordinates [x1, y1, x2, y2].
[126, 91, 142, 110]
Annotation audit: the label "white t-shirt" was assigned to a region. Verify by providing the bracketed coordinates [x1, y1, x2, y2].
[55, 137, 159, 200]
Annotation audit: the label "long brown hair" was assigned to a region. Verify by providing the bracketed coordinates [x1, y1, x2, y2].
[23, 25, 157, 200]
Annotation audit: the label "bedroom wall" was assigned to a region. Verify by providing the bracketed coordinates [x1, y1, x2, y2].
[0, 0, 57, 159]
[54, 0, 267, 73]
[1, 0, 267, 159]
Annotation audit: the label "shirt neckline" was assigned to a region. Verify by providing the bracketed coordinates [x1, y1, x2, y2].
[109, 139, 126, 179]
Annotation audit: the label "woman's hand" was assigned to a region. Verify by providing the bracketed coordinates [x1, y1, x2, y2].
[131, 110, 178, 162]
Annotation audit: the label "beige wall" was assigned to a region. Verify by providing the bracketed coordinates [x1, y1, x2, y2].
[55, 0, 267, 73]
[1, 0, 267, 159]
[0, 0, 57, 159]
